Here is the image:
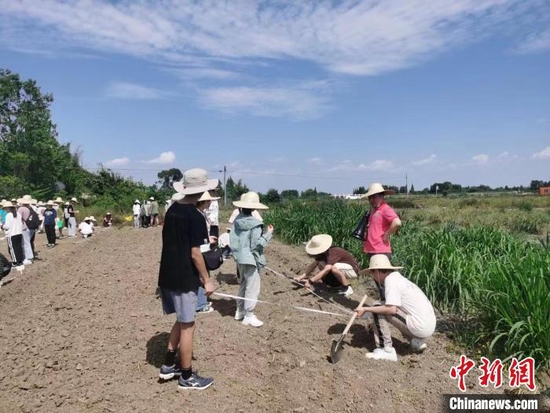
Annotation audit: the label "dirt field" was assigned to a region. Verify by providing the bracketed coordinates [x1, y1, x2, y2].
[0, 226, 513, 413]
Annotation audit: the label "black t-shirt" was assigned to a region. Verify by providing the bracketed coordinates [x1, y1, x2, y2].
[158, 203, 208, 292]
[67, 204, 75, 217]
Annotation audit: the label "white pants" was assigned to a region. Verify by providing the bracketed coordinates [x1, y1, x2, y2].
[334, 262, 358, 279]
[68, 217, 77, 237]
[133, 215, 140, 228]
[21, 228, 34, 260]
[237, 264, 261, 317]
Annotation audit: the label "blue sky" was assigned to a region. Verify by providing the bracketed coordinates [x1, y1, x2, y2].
[0, 0, 549, 193]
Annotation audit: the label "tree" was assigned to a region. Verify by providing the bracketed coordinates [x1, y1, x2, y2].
[225, 176, 249, 201]
[280, 189, 299, 200]
[264, 188, 280, 203]
[301, 187, 318, 200]
[353, 186, 367, 194]
[157, 168, 183, 190]
[410, 184, 415, 194]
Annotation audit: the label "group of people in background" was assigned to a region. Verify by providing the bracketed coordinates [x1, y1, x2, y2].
[132, 197, 160, 229]
[0, 195, 113, 270]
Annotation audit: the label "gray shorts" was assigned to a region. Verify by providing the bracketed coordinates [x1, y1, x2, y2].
[160, 288, 198, 323]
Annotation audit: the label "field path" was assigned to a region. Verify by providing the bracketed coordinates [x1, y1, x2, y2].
[0, 226, 503, 413]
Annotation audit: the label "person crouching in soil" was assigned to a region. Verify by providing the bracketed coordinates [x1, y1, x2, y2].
[354, 255, 436, 362]
[294, 234, 358, 297]
[230, 192, 273, 328]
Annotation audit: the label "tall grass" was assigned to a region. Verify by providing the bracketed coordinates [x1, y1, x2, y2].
[265, 200, 550, 369]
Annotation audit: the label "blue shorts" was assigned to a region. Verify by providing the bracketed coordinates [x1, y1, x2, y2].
[160, 288, 198, 323]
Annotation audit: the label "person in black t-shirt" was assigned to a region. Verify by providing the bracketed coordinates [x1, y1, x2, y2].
[157, 168, 218, 390]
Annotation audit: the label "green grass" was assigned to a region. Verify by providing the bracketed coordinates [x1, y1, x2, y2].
[265, 199, 550, 370]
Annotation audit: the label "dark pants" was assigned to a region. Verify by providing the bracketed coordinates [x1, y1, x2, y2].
[7, 234, 25, 265]
[45, 224, 56, 245]
[366, 252, 392, 301]
[30, 230, 36, 255]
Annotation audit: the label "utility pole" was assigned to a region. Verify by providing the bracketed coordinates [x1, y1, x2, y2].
[223, 165, 227, 207]
[405, 173, 408, 196]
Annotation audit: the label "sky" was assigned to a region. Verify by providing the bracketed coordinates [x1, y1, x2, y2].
[0, 0, 549, 194]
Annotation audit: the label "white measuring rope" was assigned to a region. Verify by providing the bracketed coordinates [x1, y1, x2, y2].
[264, 266, 354, 315]
[212, 292, 348, 318]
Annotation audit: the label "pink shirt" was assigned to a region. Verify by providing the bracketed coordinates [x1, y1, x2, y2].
[363, 203, 398, 254]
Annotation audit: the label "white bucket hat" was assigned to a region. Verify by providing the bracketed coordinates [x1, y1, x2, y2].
[233, 191, 268, 210]
[367, 254, 403, 271]
[71, 197, 78, 203]
[89, 216, 97, 222]
[173, 168, 219, 195]
[134, 199, 141, 204]
[46, 200, 55, 206]
[361, 183, 395, 199]
[171, 192, 185, 201]
[84, 216, 90, 221]
[17, 195, 34, 204]
[149, 197, 154, 201]
[305, 234, 333, 255]
[198, 192, 220, 202]
[54, 197, 63, 203]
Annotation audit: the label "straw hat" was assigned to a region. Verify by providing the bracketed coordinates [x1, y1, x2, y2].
[70, 197, 78, 203]
[173, 168, 219, 195]
[2, 200, 16, 208]
[198, 192, 220, 202]
[17, 195, 34, 204]
[361, 183, 395, 199]
[233, 192, 268, 210]
[366, 255, 403, 271]
[134, 199, 141, 204]
[54, 197, 63, 203]
[46, 200, 55, 206]
[84, 216, 90, 221]
[106, 212, 111, 216]
[64, 201, 70, 205]
[305, 234, 333, 255]
[89, 216, 97, 222]
[149, 196, 154, 201]
[38, 201, 45, 206]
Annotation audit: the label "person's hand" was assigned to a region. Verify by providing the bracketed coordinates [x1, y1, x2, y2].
[204, 280, 215, 296]
[354, 307, 366, 317]
[294, 274, 306, 282]
[267, 224, 274, 233]
[304, 280, 311, 289]
[382, 232, 390, 243]
[209, 236, 218, 244]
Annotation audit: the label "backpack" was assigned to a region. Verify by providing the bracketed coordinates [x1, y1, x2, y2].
[0, 253, 12, 279]
[25, 208, 40, 230]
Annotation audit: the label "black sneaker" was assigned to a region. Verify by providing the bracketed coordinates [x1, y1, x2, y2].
[177, 372, 214, 390]
[159, 364, 182, 381]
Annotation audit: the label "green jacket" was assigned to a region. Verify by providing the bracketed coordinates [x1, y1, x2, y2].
[230, 213, 272, 268]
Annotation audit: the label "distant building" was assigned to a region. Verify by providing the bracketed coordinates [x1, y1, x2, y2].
[539, 186, 550, 196]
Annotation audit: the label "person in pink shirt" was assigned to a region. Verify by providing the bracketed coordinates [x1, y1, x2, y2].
[362, 183, 402, 299]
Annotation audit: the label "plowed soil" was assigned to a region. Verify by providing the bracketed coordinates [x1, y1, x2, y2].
[0, 226, 508, 413]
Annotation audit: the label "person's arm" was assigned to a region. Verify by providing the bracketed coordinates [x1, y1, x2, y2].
[355, 304, 398, 317]
[295, 261, 318, 281]
[191, 246, 214, 295]
[251, 225, 273, 250]
[382, 217, 402, 242]
[2, 213, 12, 231]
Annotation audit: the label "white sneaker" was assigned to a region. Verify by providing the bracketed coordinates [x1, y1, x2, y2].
[242, 314, 263, 327]
[22, 259, 33, 265]
[410, 338, 427, 353]
[366, 347, 398, 362]
[234, 310, 244, 321]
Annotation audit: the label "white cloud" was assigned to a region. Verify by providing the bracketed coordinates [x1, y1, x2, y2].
[411, 154, 437, 166]
[516, 29, 550, 53]
[472, 154, 489, 164]
[105, 82, 168, 100]
[307, 157, 323, 165]
[146, 151, 176, 165]
[105, 156, 130, 167]
[359, 159, 395, 171]
[532, 146, 550, 160]
[169, 68, 239, 80]
[199, 86, 329, 119]
[0, 0, 540, 77]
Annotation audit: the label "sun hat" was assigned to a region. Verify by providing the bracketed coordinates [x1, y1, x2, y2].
[31, 199, 38, 205]
[171, 192, 185, 201]
[149, 196, 154, 201]
[46, 200, 55, 206]
[233, 191, 268, 210]
[89, 216, 97, 221]
[54, 197, 63, 203]
[64, 201, 70, 205]
[198, 192, 220, 202]
[2, 200, 16, 208]
[38, 201, 45, 206]
[305, 234, 333, 255]
[361, 183, 395, 199]
[17, 195, 33, 204]
[84, 216, 90, 221]
[366, 254, 403, 271]
[71, 197, 78, 202]
[134, 199, 141, 204]
[106, 212, 111, 215]
[173, 168, 219, 195]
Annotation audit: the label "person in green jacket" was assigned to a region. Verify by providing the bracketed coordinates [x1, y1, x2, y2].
[230, 192, 273, 328]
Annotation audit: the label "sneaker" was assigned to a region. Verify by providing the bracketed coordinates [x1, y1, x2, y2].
[366, 347, 398, 362]
[242, 314, 263, 327]
[178, 372, 214, 390]
[234, 310, 244, 321]
[159, 364, 182, 381]
[22, 259, 33, 265]
[196, 303, 214, 314]
[410, 338, 427, 353]
[337, 286, 353, 296]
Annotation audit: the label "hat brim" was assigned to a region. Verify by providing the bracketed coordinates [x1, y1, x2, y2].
[360, 189, 395, 199]
[173, 178, 219, 195]
[232, 200, 269, 210]
[305, 235, 333, 255]
[365, 264, 403, 272]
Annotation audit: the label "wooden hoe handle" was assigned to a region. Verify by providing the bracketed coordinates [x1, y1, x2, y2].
[341, 294, 369, 336]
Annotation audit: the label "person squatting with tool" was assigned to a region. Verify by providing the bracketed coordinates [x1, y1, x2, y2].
[354, 255, 436, 362]
[230, 191, 273, 328]
[294, 234, 359, 297]
[157, 168, 218, 390]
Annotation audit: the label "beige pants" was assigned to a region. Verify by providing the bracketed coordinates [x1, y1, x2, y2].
[334, 262, 357, 279]
[372, 306, 415, 349]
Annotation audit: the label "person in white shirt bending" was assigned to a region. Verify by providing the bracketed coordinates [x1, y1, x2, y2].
[78, 217, 94, 238]
[354, 255, 436, 362]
